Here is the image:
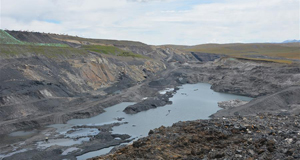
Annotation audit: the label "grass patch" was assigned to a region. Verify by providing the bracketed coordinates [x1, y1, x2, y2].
[185, 43, 300, 63]
[117, 51, 146, 58]
[231, 56, 293, 64]
[82, 45, 123, 55]
[0, 30, 86, 58]
[82, 45, 146, 58]
[0, 44, 87, 58]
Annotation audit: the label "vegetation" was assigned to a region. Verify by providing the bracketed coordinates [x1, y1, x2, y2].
[82, 45, 146, 58]
[178, 43, 300, 64]
[0, 44, 86, 58]
[230, 56, 294, 64]
[0, 29, 23, 44]
[50, 34, 147, 47]
[82, 45, 124, 55]
[0, 29, 85, 58]
[117, 51, 146, 58]
[0, 30, 146, 59]
[0, 29, 68, 47]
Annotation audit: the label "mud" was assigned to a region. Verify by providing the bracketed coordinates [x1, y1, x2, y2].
[1, 123, 132, 160]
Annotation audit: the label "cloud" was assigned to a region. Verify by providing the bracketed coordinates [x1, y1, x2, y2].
[1, 0, 299, 45]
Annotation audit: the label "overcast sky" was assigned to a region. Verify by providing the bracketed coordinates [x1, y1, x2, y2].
[1, 0, 299, 45]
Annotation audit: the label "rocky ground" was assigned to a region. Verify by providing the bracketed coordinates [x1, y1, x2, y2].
[1, 31, 300, 160]
[1, 123, 133, 160]
[94, 113, 300, 160]
[212, 86, 300, 117]
[1, 57, 299, 159]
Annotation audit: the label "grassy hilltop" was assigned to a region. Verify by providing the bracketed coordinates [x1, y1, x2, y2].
[0, 30, 146, 58]
[181, 43, 300, 64]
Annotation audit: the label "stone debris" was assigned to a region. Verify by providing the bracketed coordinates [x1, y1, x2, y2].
[217, 99, 249, 109]
[92, 113, 300, 160]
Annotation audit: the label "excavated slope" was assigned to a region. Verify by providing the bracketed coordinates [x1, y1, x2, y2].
[212, 86, 300, 117]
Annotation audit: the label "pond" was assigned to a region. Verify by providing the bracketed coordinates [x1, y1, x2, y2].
[67, 83, 250, 159]
[5, 83, 252, 159]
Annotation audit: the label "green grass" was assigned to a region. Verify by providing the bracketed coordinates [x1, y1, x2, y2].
[230, 56, 294, 64]
[82, 45, 146, 58]
[0, 30, 87, 58]
[0, 44, 87, 58]
[184, 43, 300, 63]
[0, 30, 146, 59]
[117, 51, 146, 58]
[82, 45, 124, 55]
[0, 29, 68, 47]
[50, 34, 148, 47]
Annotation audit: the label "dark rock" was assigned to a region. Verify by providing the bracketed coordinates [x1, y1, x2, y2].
[148, 130, 154, 135]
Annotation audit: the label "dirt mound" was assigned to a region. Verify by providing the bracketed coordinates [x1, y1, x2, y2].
[212, 86, 300, 117]
[93, 114, 300, 160]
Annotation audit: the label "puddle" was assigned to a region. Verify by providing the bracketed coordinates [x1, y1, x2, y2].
[37, 138, 89, 149]
[76, 146, 114, 160]
[62, 147, 81, 155]
[9, 130, 37, 137]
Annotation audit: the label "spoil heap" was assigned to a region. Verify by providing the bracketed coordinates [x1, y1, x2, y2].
[93, 114, 300, 160]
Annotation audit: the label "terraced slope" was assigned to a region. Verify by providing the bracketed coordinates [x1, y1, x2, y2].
[0, 30, 146, 58]
[1, 29, 68, 47]
[0, 30, 195, 135]
[0, 29, 23, 44]
[82, 45, 146, 58]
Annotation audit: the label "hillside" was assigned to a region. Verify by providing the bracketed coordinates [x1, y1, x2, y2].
[283, 39, 300, 43]
[173, 43, 300, 64]
[1, 30, 300, 160]
[0, 30, 197, 135]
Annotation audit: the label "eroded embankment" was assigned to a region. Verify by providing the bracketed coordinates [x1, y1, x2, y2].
[0, 53, 166, 134]
[1, 30, 200, 135]
[122, 58, 300, 115]
[212, 86, 300, 117]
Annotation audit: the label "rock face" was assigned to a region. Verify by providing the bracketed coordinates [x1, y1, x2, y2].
[1, 31, 185, 134]
[94, 114, 300, 160]
[0, 54, 163, 121]
[190, 52, 224, 62]
[115, 56, 300, 115]
[212, 86, 300, 117]
[174, 58, 300, 97]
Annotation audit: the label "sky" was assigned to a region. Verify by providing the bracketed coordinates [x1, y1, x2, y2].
[0, 0, 299, 45]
